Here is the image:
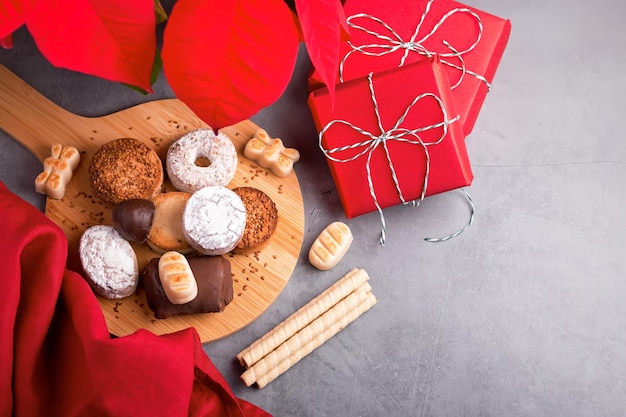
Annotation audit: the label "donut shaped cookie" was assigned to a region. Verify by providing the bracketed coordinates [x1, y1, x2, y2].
[79, 225, 139, 299]
[88, 138, 163, 205]
[183, 186, 246, 255]
[166, 129, 238, 193]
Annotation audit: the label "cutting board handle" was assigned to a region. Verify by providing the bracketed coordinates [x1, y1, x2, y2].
[0, 64, 86, 160]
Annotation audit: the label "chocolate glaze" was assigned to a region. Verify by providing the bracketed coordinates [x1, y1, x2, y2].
[141, 255, 233, 319]
[112, 198, 155, 243]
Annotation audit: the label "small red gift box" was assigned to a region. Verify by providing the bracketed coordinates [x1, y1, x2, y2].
[308, 57, 473, 220]
[309, 0, 511, 136]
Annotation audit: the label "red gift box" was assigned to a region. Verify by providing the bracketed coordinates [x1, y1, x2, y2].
[308, 57, 473, 222]
[309, 0, 511, 136]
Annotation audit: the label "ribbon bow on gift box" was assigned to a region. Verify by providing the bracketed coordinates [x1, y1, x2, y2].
[318, 72, 474, 245]
[340, 0, 490, 91]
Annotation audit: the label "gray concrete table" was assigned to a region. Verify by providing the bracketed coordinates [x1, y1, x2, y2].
[2, 1, 625, 416]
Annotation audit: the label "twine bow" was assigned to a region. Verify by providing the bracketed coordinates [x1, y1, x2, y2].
[319, 72, 474, 245]
[340, 0, 490, 91]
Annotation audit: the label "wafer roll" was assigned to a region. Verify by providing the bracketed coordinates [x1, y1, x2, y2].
[237, 268, 369, 368]
[241, 284, 376, 388]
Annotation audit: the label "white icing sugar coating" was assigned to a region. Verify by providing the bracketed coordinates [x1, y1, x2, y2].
[166, 128, 238, 193]
[183, 186, 246, 255]
[79, 225, 138, 299]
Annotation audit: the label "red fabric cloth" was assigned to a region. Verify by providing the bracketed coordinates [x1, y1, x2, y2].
[0, 181, 270, 417]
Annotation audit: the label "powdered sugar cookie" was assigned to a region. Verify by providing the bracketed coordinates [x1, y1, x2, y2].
[79, 225, 139, 299]
[182, 186, 246, 255]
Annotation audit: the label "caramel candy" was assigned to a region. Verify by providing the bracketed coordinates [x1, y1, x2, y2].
[308, 222, 353, 270]
[50, 143, 81, 171]
[35, 171, 66, 200]
[43, 157, 72, 184]
[35, 143, 80, 199]
[244, 128, 300, 177]
[158, 251, 198, 304]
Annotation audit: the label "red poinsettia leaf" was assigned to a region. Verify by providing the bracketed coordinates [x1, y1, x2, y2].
[25, 0, 156, 91]
[161, 0, 300, 130]
[124, 50, 163, 95]
[0, 0, 36, 39]
[295, 0, 350, 99]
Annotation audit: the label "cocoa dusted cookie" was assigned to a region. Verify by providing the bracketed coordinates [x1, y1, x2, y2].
[232, 186, 278, 252]
[88, 138, 163, 205]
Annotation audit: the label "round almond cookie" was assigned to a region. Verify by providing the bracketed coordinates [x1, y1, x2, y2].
[232, 186, 279, 252]
[166, 128, 238, 193]
[182, 186, 246, 255]
[147, 191, 193, 254]
[88, 138, 163, 205]
[79, 225, 139, 299]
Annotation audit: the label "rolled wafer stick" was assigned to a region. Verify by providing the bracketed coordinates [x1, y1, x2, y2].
[240, 283, 370, 387]
[241, 283, 376, 388]
[244, 288, 376, 388]
[237, 268, 370, 368]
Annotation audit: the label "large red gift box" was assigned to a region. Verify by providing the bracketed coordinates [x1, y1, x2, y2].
[308, 57, 473, 220]
[310, 0, 511, 135]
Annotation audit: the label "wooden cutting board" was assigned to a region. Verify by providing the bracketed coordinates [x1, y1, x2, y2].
[0, 64, 305, 343]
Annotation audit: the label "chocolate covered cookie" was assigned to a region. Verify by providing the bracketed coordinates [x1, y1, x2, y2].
[141, 254, 233, 319]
